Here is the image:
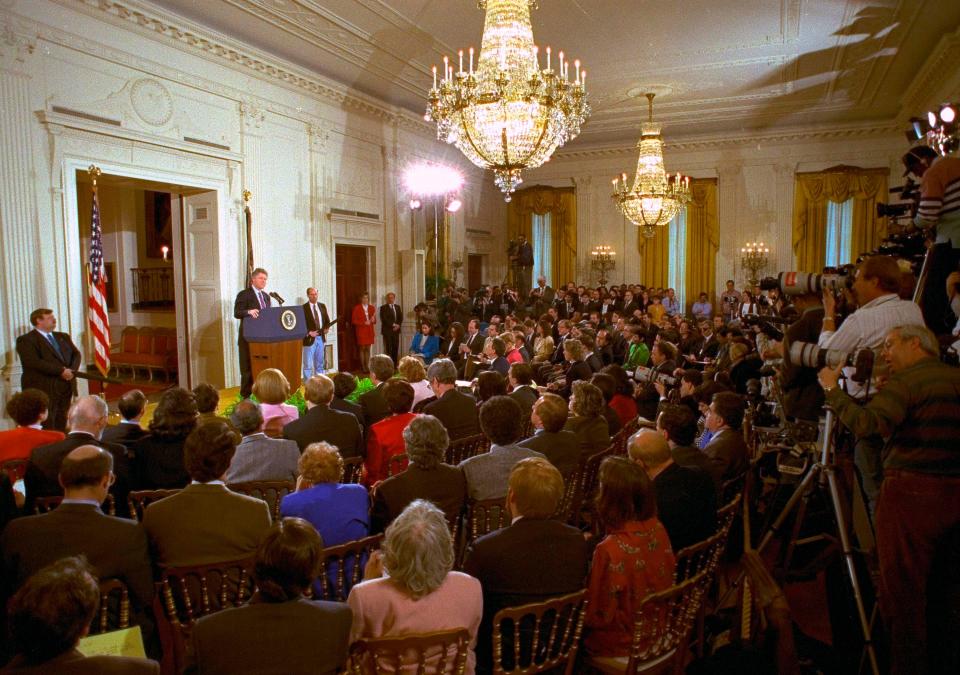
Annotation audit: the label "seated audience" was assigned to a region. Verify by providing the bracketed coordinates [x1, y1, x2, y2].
[280, 442, 369, 552]
[347, 500, 482, 674]
[531, 320, 555, 363]
[518, 394, 580, 477]
[283, 375, 363, 457]
[364, 380, 417, 486]
[359, 355, 395, 429]
[563, 381, 611, 459]
[1, 557, 159, 673]
[330, 372, 366, 428]
[506, 363, 538, 425]
[101, 389, 148, 446]
[225, 400, 299, 484]
[629, 429, 717, 552]
[142, 420, 271, 567]
[555, 339, 593, 398]
[408, 322, 440, 364]
[584, 456, 675, 658]
[502, 332, 523, 365]
[423, 359, 480, 441]
[463, 458, 590, 674]
[603, 365, 639, 426]
[131, 387, 198, 490]
[590, 372, 623, 436]
[475, 370, 507, 405]
[398, 356, 434, 410]
[460, 396, 544, 500]
[702, 391, 750, 485]
[656, 405, 715, 483]
[0, 389, 64, 464]
[193, 383, 221, 423]
[183, 518, 352, 675]
[370, 415, 465, 533]
[479, 336, 510, 376]
[253, 368, 299, 431]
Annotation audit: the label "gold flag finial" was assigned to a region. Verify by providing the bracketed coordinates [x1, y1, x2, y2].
[88, 165, 101, 187]
[242, 189, 252, 203]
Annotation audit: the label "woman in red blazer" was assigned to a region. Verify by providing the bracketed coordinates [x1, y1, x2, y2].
[351, 292, 377, 373]
[363, 380, 417, 487]
[0, 389, 64, 464]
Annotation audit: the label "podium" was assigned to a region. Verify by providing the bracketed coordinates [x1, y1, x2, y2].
[243, 306, 307, 390]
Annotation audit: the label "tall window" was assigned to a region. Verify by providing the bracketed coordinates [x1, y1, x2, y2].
[667, 209, 687, 310]
[824, 198, 854, 267]
[532, 213, 553, 286]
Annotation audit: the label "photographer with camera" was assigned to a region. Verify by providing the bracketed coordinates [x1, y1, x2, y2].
[817, 324, 960, 675]
[780, 291, 825, 422]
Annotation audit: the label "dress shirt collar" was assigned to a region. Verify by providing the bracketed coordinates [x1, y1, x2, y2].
[67, 431, 96, 439]
[860, 293, 899, 309]
[190, 479, 226, 486]
[27, 423, 43, 430]
[511, 515, 524, 525]
[35, 328, 54, 339]
[242, 432, 267, 442]
[120, 420, 141, 426]
[61, 498, 102, 508]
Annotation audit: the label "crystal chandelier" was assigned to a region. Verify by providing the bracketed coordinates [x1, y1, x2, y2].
[426, 0, 589, 201]
[612, 93, 690, 236]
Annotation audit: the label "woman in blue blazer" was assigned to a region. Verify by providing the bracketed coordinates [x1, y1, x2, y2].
[408, 322, 440, 364]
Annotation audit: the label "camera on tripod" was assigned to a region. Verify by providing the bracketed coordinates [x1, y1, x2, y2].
[740, 313, 786, 341]
[787, 341, 875, 383]
[876, 177, 920, 219]
[632, 366, 676, 387]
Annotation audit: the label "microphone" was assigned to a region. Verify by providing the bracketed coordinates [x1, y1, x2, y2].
[269, 292, 285, 305]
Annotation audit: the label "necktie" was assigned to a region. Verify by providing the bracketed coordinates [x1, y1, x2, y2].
[45, 333, 64, 360]
[257, 291, 265, 309]
[313, 303, 320, 327]
[392, 305, 396, 322]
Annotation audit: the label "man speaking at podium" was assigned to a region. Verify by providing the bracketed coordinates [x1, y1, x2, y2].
[234, 267, 271, 398]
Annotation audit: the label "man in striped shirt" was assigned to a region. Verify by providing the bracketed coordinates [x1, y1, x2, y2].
[818, 324, 960, 675]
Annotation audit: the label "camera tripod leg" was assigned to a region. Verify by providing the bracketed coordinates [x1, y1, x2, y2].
[824, 462, 881, 675]
[756, 461, 822, 555]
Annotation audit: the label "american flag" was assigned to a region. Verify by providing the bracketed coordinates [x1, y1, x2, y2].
[88, 185, 110, 376]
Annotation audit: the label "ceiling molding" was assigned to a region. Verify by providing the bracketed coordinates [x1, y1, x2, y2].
[898, 25, 960, 121]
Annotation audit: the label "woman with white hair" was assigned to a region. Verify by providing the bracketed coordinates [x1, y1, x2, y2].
[347, 499, 482, 673]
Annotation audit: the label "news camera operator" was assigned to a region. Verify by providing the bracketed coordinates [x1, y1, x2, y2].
[817, 324, 960, 675]
[779, 291, 825, 422]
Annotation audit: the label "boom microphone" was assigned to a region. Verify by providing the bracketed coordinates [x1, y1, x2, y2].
[269, 292, 285, 305]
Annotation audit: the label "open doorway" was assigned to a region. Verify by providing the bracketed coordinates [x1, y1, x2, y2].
[74, 171, 223, 399]
[334, 244, 371, 373]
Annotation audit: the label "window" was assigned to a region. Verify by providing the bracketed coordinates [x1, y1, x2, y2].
[532, 213, 553, 287]
[824, 198, 854, 268]
[667, 209, 687, 310]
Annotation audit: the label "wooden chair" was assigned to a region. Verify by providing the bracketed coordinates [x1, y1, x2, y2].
[445, 433, 490, 466]
[127, 489, 180, 522]
[572, 444, 616, 528]
[552, 464, 583, 525]
[492, 590, 588, 675]
[316, 534, 384, 602]
[154, 557, 256, 675]
[342, 456, 364, 484]
[716, 492, 742, 535]
[93, 578, 130, 635]
[33, 493, 116, 516]
[227, 480, 295, 521]
[1, 458, 28, 483]
[387, 453, 409, 477]
[348, 628, 471, 675]
[464, 498, 511, 545]
[584, 568, 711, 675]
[719, 471, 747, 505]
[672, 526, 732, 658]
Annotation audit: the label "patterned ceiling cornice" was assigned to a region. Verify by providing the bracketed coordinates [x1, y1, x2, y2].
[898, 25, 960, 121]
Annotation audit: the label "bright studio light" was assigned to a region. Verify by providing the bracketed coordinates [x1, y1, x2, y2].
[403, 163, 464, 197]
[941, 105, 957, 124]
[445, 197, 463, 213]
[409, 198, 422, 210]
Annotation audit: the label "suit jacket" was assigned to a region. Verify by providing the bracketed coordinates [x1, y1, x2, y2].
[508, 386, 538, 424]
[702, 429, 749, 485]
[585, 353, 603, 373]
[563, 360, 593, 396]
[364, 413, 417, 486]
[184, 596, 351, 675]
[233, 287, 271, 340]
[653, 462, 718, 552]
[408, 334, 440, 363]
[370, 464, 466, 533]
[379, 303, 402, 336]
[330, 397, 366, 429]
[15, 329, 81, 401]
[358, 384, 391, 429]
[225, 433, 300, 484]
[1, 503, 154, 616]
[698, 334, 721, 360]
[489, 356, 509, 376]
[25, 433, 132, 511]
[302, 301, 331, 347]
[440, 336, 465, 364]
[563, 415, 611, 459]
[0, 650, 158, 674]
[131, 433, 191, 490]
[142, 483, 272, 567]
[100, 422, 147, 447]
[671, 444, 716, 486]
[283, 404, 364, 457]
[463, 518, 590, 673]
[0, 426, 64, 464]
[459, 444, 545, 501]
[518, 430, 580, 477]
[463, 332, 486, 355]
[473, 299, 497, 323]
[280, 483, 369, 551]
[423, 389, 480, 442]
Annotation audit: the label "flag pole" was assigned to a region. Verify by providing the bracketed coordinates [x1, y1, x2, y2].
[243, 189, 254, 283]
[87, 164, 111, 381]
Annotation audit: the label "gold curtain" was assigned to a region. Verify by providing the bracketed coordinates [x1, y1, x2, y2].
[506, 186, 577, 286]
[637, 222, 670, 289]
[685, 179, 719, 311]
[792, 167, 888, 270]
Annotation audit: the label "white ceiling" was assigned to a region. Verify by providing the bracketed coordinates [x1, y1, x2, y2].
[149, 0, 960, 145]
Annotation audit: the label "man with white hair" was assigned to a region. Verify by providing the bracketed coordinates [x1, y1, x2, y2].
[628, 428, 717, 551]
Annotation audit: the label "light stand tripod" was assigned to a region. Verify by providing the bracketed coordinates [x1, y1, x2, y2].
[755, 404, 880, 675]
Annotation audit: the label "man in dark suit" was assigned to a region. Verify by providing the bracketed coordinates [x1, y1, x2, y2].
[183, 519, 351, 675]
[16, 308, 81, 431]
[629, 429, 717, 552]
[423, 359, 480, 441]
[100, 389, 148, 446]
[463, 457, 590, 673]
[2, 446, 155, 645]
[302, 286, 331, 382]
[507, 363, 538, 425]
[511, 234, 534, 300]
[283, 375, 363, 457]
[582, 333, 603, 373]
[358, 354, 394, 430]
[529, 276, 556, 317]
[25, 396, 131, 514]
[458, 319, 487, 378]
[233, 267, 271, 398]
[379, 292, 402, 365]
[702, 392, 750, 486]
[330, 372, 366, 429]
[370, 415, 466, 533]
[518, 394, 580, 477]
[656, 404, 716, 485]
[557, 292, 579, 320]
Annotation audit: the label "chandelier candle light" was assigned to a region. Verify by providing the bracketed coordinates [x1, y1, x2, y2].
[740, 241, 770, 287]
[426, 0, 590, 200]
[612, 93, 690, 237]
[590, 245, 616, 286]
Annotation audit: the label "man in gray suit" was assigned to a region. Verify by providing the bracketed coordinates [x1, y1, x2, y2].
[283, 375, 364, 457]
[459, 396, 544, 500]
[226, 400, 299, 484]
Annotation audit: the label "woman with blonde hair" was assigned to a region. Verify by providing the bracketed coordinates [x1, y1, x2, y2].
[398, 356, 433, 409]
[253, 368, 299, 428]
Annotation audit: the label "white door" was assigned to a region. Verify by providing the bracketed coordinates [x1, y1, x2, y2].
[171, 191, 224, 388]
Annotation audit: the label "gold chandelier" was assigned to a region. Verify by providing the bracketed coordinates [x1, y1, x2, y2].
[426, 0, 589, 201]
[612, 93, 690, 237]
